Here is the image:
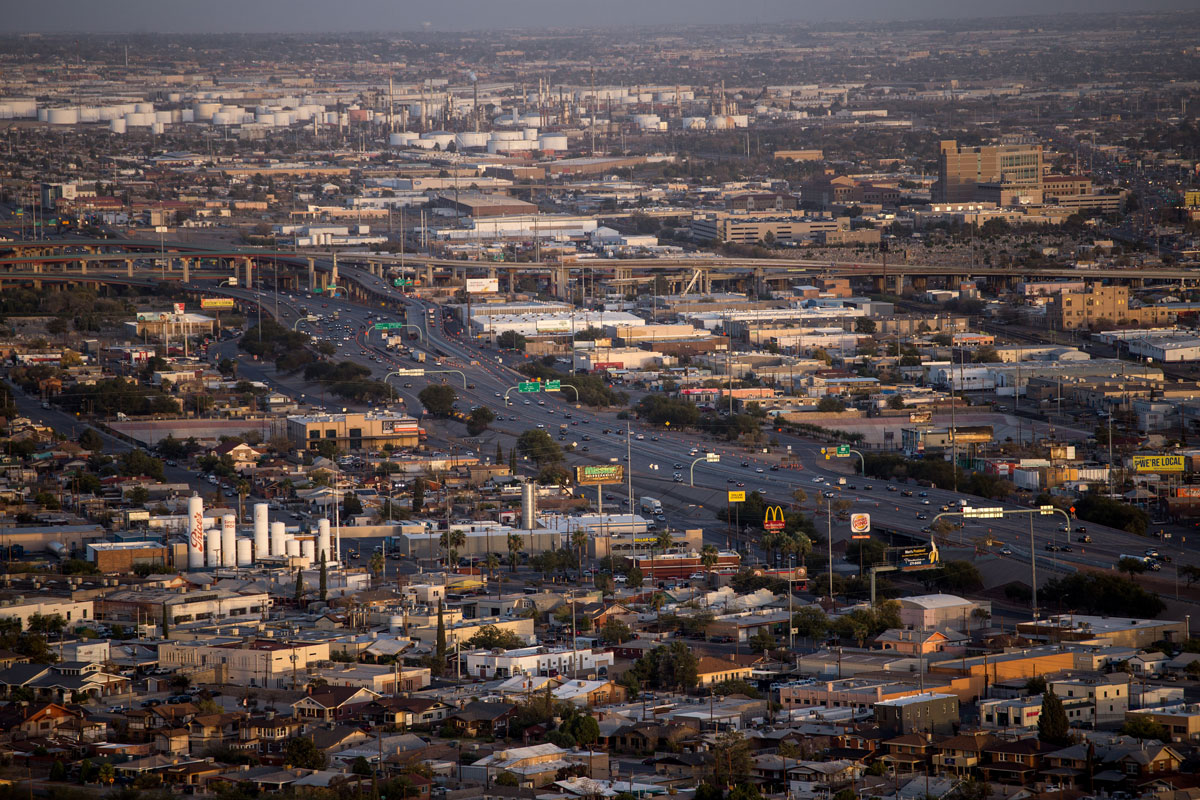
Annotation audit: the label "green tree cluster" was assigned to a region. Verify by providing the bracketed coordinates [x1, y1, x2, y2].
[1041, 572, 1164, 617]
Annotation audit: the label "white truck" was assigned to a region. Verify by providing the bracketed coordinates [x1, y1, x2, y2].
[640, 496, 663, 515]
[411, 351, 426, 363]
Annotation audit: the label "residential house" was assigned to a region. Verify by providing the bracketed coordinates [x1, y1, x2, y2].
[694, 656, 754, 687]
[462, 742, 608, 788]
[874, 628, 969, 657]
[787, 760, 860, 795]
[188, 712, 248, 753]
[880, 733, 940, 772]
[445, 701, 517, 738]
[932, 732, 996, 777]
[153, 728, 190, 756]
[610, 720, 699, 754]
[291, 686, 380, 722]
[982, 739, 1053, 786]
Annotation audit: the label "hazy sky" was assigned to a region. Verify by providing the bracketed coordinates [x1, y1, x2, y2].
[6, 0, 1195, 33]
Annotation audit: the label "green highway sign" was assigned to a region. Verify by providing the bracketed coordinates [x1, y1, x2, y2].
[518, 381, 540, 393]
[393, 278, 412, 286]
[837, 445, 850, 456]
[545, 380, 561, 391]
[375, 322, 404, 330]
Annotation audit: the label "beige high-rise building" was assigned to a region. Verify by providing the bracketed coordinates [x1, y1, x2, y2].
[935, 139, 1043, 203]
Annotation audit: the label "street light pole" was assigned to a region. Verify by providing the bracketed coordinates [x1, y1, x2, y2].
[826, 495, 833, 602]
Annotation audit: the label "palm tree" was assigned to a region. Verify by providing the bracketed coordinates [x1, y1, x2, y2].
[439, 529, 466, 569]
[507, 533, 523, 573]
[572, 530, 588, 580]
[650, 592, 667, 626]
[483, 552, 500, 581]
[701, 544, 719, 578]
[653, 530, 673, 585]
[97, 763, 115, 787]
[369, 552, 385, 582]
[236, 479, 251, 522]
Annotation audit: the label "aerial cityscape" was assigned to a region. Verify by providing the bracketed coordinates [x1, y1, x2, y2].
[3, 7, 1200, 800]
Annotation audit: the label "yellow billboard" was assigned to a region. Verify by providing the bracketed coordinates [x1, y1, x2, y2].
[728, 490, 746, 503]
[1132, 454, 1185, 473]
[200, 297, 236, 310]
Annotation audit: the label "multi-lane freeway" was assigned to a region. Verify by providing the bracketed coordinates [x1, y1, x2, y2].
[185, 262, 1200, 602]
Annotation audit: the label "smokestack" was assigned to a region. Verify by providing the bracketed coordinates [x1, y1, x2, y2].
[270, 521, 286, 557]
[521, 482, 537, 530]
[187, 495, 205, 570]
[206, 528, 221, 568]
[318, 519, 331, 563]
[221, 515, 236, 568]
[253, 503, 269, 559]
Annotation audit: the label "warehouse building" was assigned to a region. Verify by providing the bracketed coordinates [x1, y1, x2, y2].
[287, 411, 423, 452]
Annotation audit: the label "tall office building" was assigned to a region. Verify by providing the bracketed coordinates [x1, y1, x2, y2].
[935, 139, 1043, 203]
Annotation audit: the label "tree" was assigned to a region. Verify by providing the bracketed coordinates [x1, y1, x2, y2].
[440, 528, 466, 567]
[793, 606, 829, 643]
[507, 533, 523, 572]
[294, 570, 305, 604]
[701, 544, 719, 576]
[49, 760, 66, 782]
[496, 330, 527, 351]
[710, 730, 753, 789]
[79, 428, 104, 451]
[97, 763, 115, 786]
[435, 600, 447, 675]
[1118, 557, 1147, 576]
[516, 429, 563, 466]
[625, 566, 643, 589]
[351, 756, 372, 776]
[816, 397, 846, 413]
[319, 550, 328, 602]
[369, 552, 385, 580]
[854, 317, 877, 334]
[411, 477, 425, 513]
[418, 384, 458, 417]
[1026, 676, 1048, 695]
[599, 617, 634, 644]
[749, 628, 776, 653]
[465, 625, 526, 650]
[466, 406, 496, 436]
[284, 736, 329, 769]
[494, 772, 520, 787]
[1122, 714, 1169, 742]
[1038, 687, 1072, 746]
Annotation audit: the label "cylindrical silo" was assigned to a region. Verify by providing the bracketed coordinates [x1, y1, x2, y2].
[521, 482, 536, 530]
[150, 122, 164, 135]
[270, 521, 285, 557]
[134, 102, 154, 114]
[286, 539, 301, 559]
[47, 108, 79, 125]
[221, 515, 236, 568]
[253, 503, 269, 557]
[236, 538, 253, 567]
[206, 529, 221, 568]
[180, 109, 195, 122]
[317, 519, 331, 562]
[109, 119, 126, 134]
[187, 496, 205, 569]
[301, 539, 315, 563]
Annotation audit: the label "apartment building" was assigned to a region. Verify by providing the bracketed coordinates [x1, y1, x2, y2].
[0, 599, 94, 629]
[935, 139, 1043, 203]
[1047, 284, 1173, 330]
[690, 210, 846, 244]
[461, 645, 614, 680]
[778, 679, 924, 711]
[157, 639, 331, 688]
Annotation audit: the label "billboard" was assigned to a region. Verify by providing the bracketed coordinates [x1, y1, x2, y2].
[465, 277, 499, 293]
[850, 513, 871, 535]
[1177, 486, 1200, 498]
[593, 362, 625, 370]
[728, 490, 746, 503]
[136, 311, 175, 323]
[200, 297, 235, 310]
[909, 410, 932, 424]
[536, 319, 571, 333]
[575, 464, 625, 485]
[1133, 454, 1185, 473]
[897, 541, 940, 570]
[173, 302, 185, 315]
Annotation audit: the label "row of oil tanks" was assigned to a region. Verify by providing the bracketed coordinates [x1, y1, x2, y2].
[183, 496, 336, 570]
[388, 128, 568, 153]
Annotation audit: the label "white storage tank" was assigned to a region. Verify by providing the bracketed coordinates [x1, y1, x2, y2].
[389, 131, 419, 146]
[109, 119, 126, 134]
[181, 109, 194, 123]
[301, 539, 315, 563]
[731, 114, 749, 128]
[79, 107, 100, 123]
[522, 127, 538, 140]
[285, 539, 301, 559]
[317, 519, 331, 562]
[187, 496, 205, 569]
[47, 108, 79, 125]
[235, 538, 253, 567]
[167, 92, 182, 103]
[682, 116, 707, 130]
[270, 521, 285, 557]
[194, 102, 219, 121]
[134, 102, 154, 114]
[420, 131, 455, 149]
[491, 130, 522, 141]
[211, 111, 236, 126]
[253, 503, 269, 557]
[206, 528, 222, 568]
[150, 122, 164, 135]
[455, 131, 488, 149]
[221, 515, 237, 568]
[38, 108, 49, 122]
[256, 113, 276, 126]
[538, 134, 568, 152]
[155, 110, 173, 124]
[707, 115, 733, 130]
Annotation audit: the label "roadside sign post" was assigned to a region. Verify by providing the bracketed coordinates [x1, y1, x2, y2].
[727, 490, 745, 553]
[690, 452, 720, 487]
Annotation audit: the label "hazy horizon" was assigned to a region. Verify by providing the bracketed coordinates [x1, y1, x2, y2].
[5, 0, 1197, 35]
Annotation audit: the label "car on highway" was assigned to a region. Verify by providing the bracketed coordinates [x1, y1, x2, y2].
[916, 513, 927, 520]
[1145, 548, 1161, 558]
[1045, 543, 1060, 552]
[1000, 547, 1013, 555]
[673, 463, 683, 469]
[812, 477, 825, 484]
[736, 481, 745, 487]
[1078, 534, 1091, 543]
[901, 490, 914, 497]
[741, 461, 749, 467]
[887, 485, 897, 492]
[770, 465, 779, 471]
[755, 467, 764, 473]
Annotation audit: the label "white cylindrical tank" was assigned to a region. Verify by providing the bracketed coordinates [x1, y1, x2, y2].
[109, 119, 126, 134]
[134, 102, 154, 114]
[180, 109, 195, 122]
[154, 110, 172, 124]
[221, 515, 237, 568]
[47, 108, 79, 125]
[150, 122, 164, 135]
[187, 496, 205, 569]
[206, 529, 221, 568]
[522, 482, 537, 530]
[79, 107, 100, 123]
[301, 539, 315, 563]
[253, 503, 269, 557]
[270, 521, 285, 557]
[455, 131, 488, 149]
[236, 538, 253, 567]
[317, 519, 331, 562]
[37, 108, 49, 122]
[286, 539, 301, 558]
[194, 102, 219, 121]
[522, 127, 538, 140]
[538, 134, 568, 151]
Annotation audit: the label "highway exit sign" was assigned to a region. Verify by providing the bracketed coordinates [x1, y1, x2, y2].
[706, 453, 720, 463]
[393, 369, 425, 376]
[518, 382, 540, 393]
[545, 380, 561, 391]
[375, 322, 404, 330]
[837, 445, 850, 456]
